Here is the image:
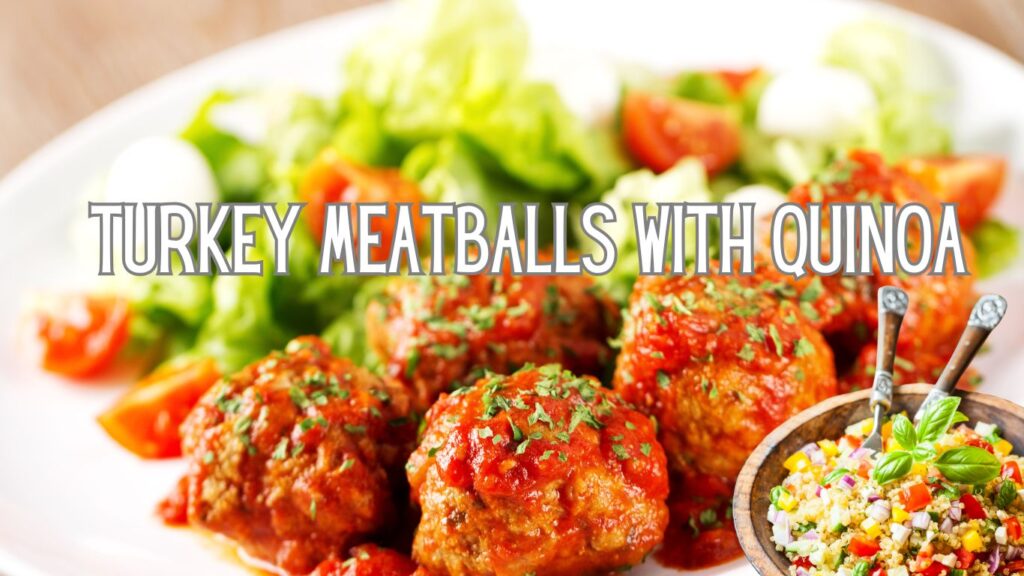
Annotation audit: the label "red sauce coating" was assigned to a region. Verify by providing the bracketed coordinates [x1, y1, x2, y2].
[407, 366, 668, 575]
[310, 544, 418, 576]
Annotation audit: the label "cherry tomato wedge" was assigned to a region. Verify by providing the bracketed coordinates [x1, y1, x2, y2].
[300, 149, 425, 262]
[1003, 461, 1023, 484]
[848, 536, 881, 557]
[901, 483, 933, 512]
[35, 294, 130, 378]
[715, 68, 763, 95]
[98, 358, 221, 459]
[899, 155, 1005, 231]
[959, 493, 988, 520]
[622, 91, 740, 176]
[967, 437, 995, 453]
[916, 562, 949, 576]
[1006, 517, 1022, 542]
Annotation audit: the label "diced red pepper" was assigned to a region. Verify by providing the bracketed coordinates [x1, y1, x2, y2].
[870, 568, 887, 576]
[848, 536, 881, 557]
[843, 434, 862, 449]
[916, 563, 950, 576]
[966, 437, 995, 453]
[1006, 517, 1022, 542]
[902, 483, 933, 512]
[959, 494, 988, 520]
[858, 459, 873, 479]
[1003, 461, 1022, 484]
[1001, 560, 1024, 574]
[793, 557, 813, 569]
[955, 548, 975, 569]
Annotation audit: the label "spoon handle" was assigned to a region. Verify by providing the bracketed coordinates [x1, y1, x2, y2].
[915, 294, 1008, 421]
[869, 287, 909, 413]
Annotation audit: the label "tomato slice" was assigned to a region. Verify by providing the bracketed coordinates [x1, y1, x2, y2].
[901, 483, 933, 512]
[300, 149, 425, 262]
[98, 358, 221, 459]
[1006, 517, 1022, 542]
[899, 155, 1005, 231]
[622, 91, 740, 176]
[848, 536, 881, 557]
[35, 294, 130, 378]
[959, 493, 988, 520]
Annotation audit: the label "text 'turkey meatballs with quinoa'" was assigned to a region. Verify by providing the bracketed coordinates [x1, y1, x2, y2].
[163, 336, 418, 575]
[406, 364, 669, 576]
[366, 267, 621, 409]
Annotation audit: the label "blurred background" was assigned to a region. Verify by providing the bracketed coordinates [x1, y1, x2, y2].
[1, 0, 1023, 177]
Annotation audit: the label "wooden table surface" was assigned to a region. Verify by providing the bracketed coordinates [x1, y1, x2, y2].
[2, 0, 1023, 177]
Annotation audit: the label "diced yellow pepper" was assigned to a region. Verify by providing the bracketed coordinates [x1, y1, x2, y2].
[818, 440, 839, 457]
[784, 451, 811, 473]
[859, 418, 873, 435]
[963, 530, 984, 552]
[860, 517, 882, 538]
[911, 463, 928, 477]
[882, 421, 893, 439]
[777, 491, 797, 511]
[995, 439, 1013, 456]
[892, 506, 909, 523]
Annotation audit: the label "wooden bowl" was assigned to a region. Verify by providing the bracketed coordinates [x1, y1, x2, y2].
[733, 384, 1024, 576]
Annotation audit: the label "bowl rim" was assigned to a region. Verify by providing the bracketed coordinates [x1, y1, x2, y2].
[733, 384, 1024, 576]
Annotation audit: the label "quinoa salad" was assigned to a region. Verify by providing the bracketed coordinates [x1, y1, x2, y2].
[769, 397, 1024, 576]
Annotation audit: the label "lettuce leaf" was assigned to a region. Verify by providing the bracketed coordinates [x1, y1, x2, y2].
[971, 219, 1021, 278]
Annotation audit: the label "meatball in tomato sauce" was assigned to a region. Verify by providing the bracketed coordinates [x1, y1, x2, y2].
[366, 271, 620, 409]
[613, 268, 837, 481]
[175, 336, 417, 574]
[407, 365, 669, 576]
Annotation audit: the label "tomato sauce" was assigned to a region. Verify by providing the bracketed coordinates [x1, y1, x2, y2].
[657, 471, 744, 570]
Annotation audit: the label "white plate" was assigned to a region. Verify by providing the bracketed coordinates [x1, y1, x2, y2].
[1, 1, 1023, 575]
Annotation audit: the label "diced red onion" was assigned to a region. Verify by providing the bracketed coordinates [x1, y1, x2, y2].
[868, 501, 891, 522]
[773, 515, 792, 546]
[767, 505, 780, 524]
[796, 567, 811, 576]
[948, 505, 962, 521]
[802, 530, 819, 541]
[912, 512, 931, 530]
[989, 546, 1002, 574]
[839, 475, 857, 490]
[939, 517, 954, 533]
[1007, 546, 1020, 561]
[815, 486, 823, 497]
[867, 493, 882, 503]
[891, 523, 911, 545]
[850, 447, 869, 460]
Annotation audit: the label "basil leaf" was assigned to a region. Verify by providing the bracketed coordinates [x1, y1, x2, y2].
[873, 451, 914, 484]
[934, 446, 1001, 484]
[997, 480, 1018, 509]
[893, 414, 917, 449]
[951, 411, 970, 425]
[821, 468, 852, 486]
[917, 397, 961, 443]
[912, 442, 937, 463]
[853, 560, 871, 576]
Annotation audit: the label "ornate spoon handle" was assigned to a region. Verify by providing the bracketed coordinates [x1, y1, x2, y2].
[864, 286, 909, 451]
[914, 294, 1008, 421]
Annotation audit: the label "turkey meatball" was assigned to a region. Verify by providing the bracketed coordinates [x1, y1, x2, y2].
[407, 365, 669, 576]
[785, 150, 976, 389]
[175, 336, 417, 574]
[613, 268, 837, 480]
[366, 270, 620, 408]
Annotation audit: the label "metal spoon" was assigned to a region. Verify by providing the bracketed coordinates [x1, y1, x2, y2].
[914, 294, 1009, 422]
[863, 286, 909, 452]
